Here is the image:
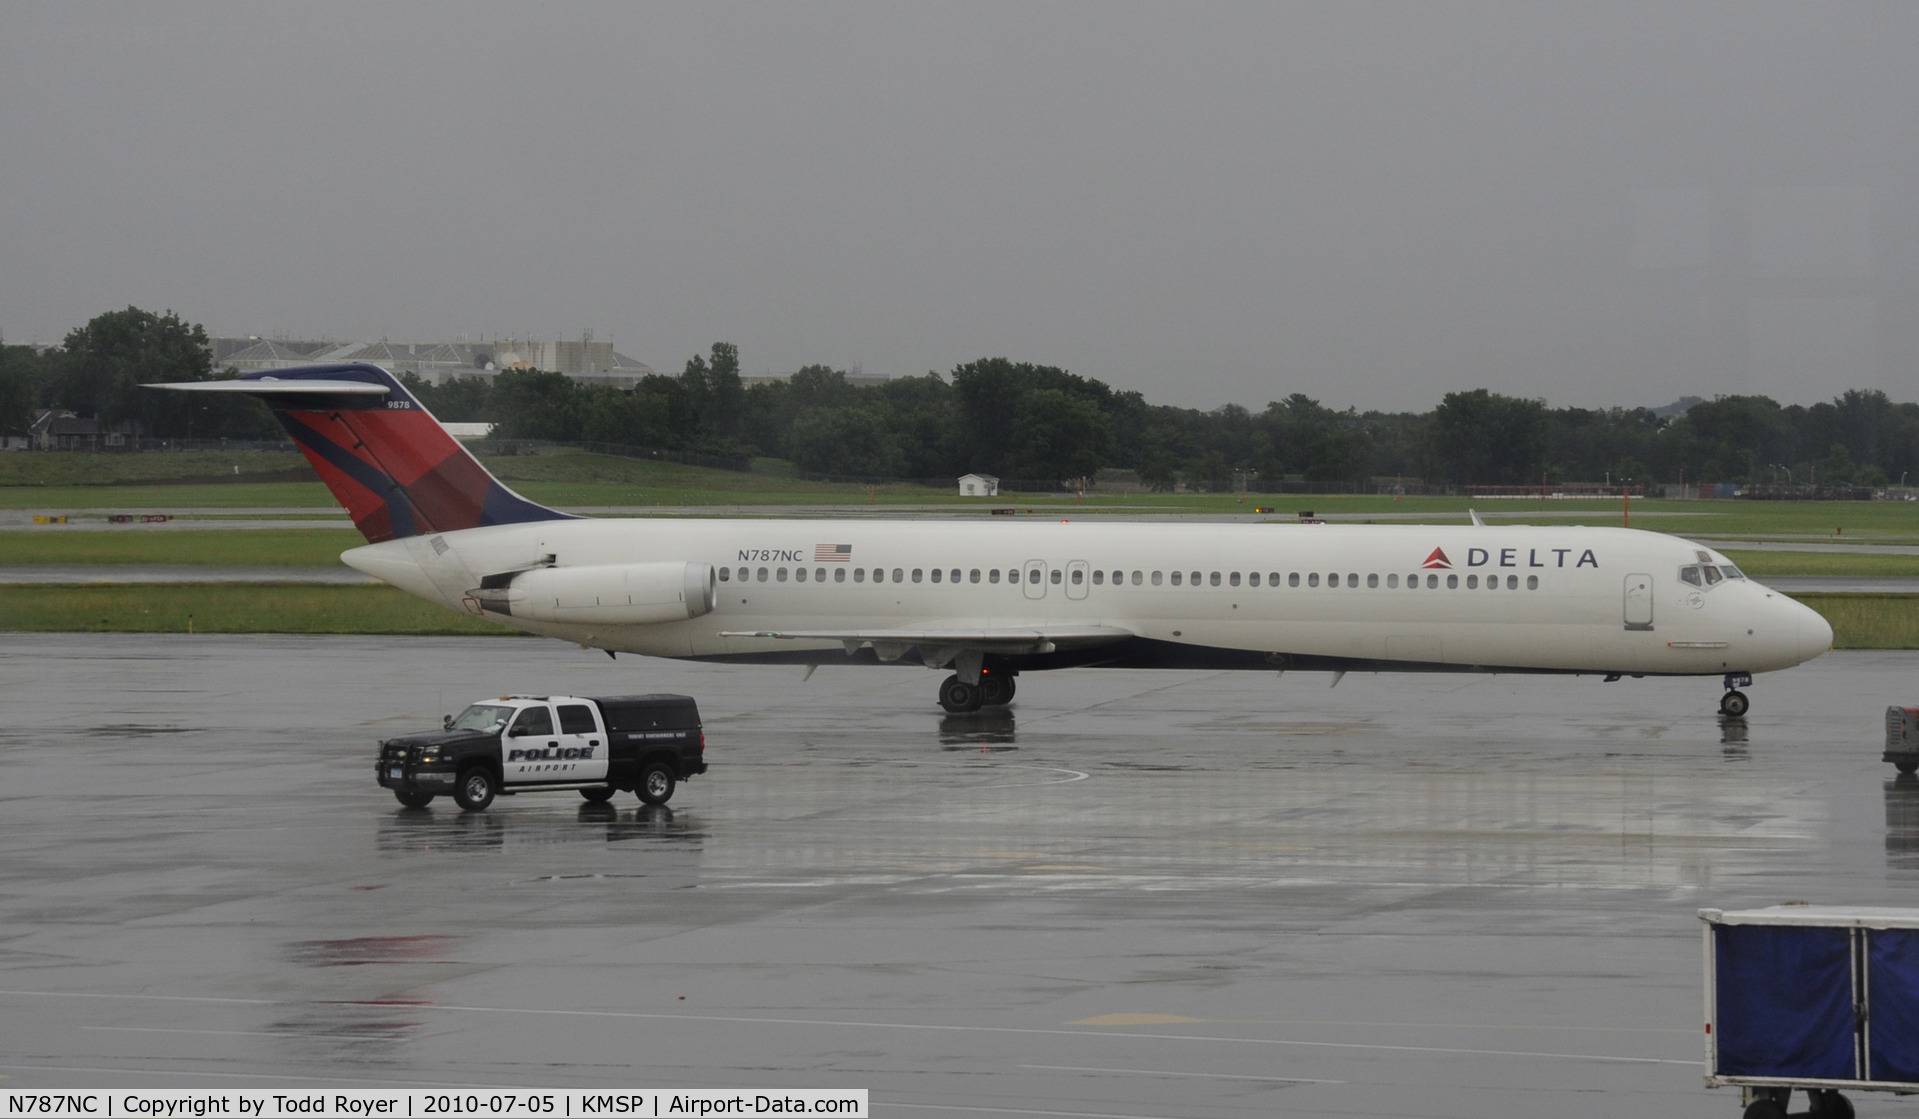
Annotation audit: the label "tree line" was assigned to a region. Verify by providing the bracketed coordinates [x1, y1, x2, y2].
[7, 306, 1919, 488]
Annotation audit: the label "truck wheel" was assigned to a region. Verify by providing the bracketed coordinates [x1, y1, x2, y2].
[393, 790, 435, 809]
[638, 761, 676, 806]
[454, 768, 496, 811]
[580, 786, 616, 803]
[1742, 1095, 1789, 1119]
[1807, 1089, 1854, 1119]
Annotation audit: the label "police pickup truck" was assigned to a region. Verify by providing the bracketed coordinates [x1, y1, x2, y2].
[377, 694, 705, 811]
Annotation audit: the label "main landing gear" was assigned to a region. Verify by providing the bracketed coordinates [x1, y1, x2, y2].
[1720, 671, 1753, 719]
[939, 670, 1016, 713]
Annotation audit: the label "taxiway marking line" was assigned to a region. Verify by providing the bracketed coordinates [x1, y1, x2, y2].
[83, 1025, 399, 1041]
[1020, 1064, 1343, 1083]
[0, 989, 1694, 1066]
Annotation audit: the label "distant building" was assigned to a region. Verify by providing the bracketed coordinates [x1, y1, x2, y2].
[958, 473, 1000, 497]
[29, 409, 100, 451]
[740, 363, 892, 389]
[210, 335, 655, 389]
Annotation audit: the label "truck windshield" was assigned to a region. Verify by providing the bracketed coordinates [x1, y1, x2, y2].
[449, 704, 514, 732]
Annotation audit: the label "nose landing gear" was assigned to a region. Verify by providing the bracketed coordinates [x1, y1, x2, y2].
[1720, 671, 1753, 718]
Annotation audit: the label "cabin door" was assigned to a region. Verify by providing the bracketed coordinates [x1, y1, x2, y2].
[1623, 573, 1654, 631]
[1022, 559, 1048, 599]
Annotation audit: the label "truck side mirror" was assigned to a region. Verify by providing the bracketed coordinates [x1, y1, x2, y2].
[443, 714, 453, 730]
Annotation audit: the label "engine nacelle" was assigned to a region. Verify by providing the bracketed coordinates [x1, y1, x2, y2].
[471, 562, 716, 625]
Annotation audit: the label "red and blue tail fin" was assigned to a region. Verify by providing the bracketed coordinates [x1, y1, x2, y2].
[147, 363, 572, 543]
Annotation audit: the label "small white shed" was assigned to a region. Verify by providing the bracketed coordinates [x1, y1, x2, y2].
[958, 473, 1000, 497]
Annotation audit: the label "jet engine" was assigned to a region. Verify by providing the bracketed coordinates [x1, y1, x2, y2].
[469, 562, 716, 625]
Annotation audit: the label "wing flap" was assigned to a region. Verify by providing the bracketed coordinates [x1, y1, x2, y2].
[719, 624, 1134, 656]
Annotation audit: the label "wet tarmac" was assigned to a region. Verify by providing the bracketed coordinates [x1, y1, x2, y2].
[2, 635, 1916, 1117]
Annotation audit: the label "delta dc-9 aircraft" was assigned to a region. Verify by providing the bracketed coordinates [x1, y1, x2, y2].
[152, 364, 1832, 716]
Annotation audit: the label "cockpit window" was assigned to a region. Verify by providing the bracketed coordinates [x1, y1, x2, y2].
[1702, 565, 1723, 585]
[449, 704, 513, 732]
[1679, 566, 1703, 587]
[1721, 565, 1744, 580]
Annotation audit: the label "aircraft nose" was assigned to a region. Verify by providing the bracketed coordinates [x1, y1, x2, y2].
[1793, 600, 1834, 663]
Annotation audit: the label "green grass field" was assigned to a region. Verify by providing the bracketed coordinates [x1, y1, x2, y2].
[6, 449, 1919, 641]
[0, 528, 362, 566]
[0, 584, 513, 634]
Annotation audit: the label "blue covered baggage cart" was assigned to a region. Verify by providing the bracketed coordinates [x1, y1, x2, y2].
[1702, 905, 1919, 1118]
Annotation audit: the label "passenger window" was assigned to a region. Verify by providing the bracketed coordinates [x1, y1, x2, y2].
[1387, 573, 1399, 588]
[1151, 571, 1163, 585]
[1506, 575, 1518, 589]
[1680, 566, 1702, 587]
[1049, 569, 1062, 585]
[817, 568, 827, 582]
[1367, 573, 1378, 588]
[893, 568, 904, 582]
[1308, 573, 1319, 587]
[930, 568, 942, 583]
[989, 569, 999, 584]
[1248, 572, 1259, 587]
[1427, 574, 1439, 588]
[950, 569, 960, 582]
[1171, 571, 1184, 586]
[1268, 571, 1280, 585]
[558, 704, 596, 735]
[795, 567, 807, 582]
[1702, 566, 1723, 585]
[912, 569, 923, 583]
[757, 567, 769, 582]
[1466, 574, 1478, 589]
[1347, 573, 1358, 588]
[1289, 572, 1300, 587]
[1133, 571, 1143, 585]
[971, 569, 981, 583]
[1071, 569, 1083, 585]
[737, 567, 748, 582]
[835, 568, 846, 583]
[854, 568, 866, 583]
[1210, 572, 1222, 587]
[1093, 570, 1104, 585]
[718, 567, 730, 582]
[1527, 575, 1539, 589]
[1190, 571, 1201, 586]
[510, 705, 554, 737]
[1446, 574, 1458, 589]
[777, 568, 788, 582]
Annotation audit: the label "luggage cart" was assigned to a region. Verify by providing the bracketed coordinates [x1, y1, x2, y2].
[1886, 707, 1919, 775]
[1702, 905, 1919, 1117]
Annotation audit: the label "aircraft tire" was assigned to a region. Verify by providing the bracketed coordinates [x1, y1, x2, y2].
[939, 676, 983, 713]
[1899, 759, 1919, 776]
[1720, 690, 1751, 718]
[980, 674, 1014, 706]
[393, 790, 435, 809]
[1807, 1089, 1854, 1119]
[580, 786, 616, 803]
[454, 767, 497, 812]
[638, 761, 677, 806]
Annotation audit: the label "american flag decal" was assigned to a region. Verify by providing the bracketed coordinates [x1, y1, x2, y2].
[815, 543, 852, 562]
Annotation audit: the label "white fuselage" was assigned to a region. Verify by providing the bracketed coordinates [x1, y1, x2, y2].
[343, 518, 1833, 678]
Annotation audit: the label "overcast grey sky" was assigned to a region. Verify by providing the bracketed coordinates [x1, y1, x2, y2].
[3, 2, 1916, 411]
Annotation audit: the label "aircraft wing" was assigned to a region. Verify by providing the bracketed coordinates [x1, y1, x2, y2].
[719, 624, 1134, 659]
